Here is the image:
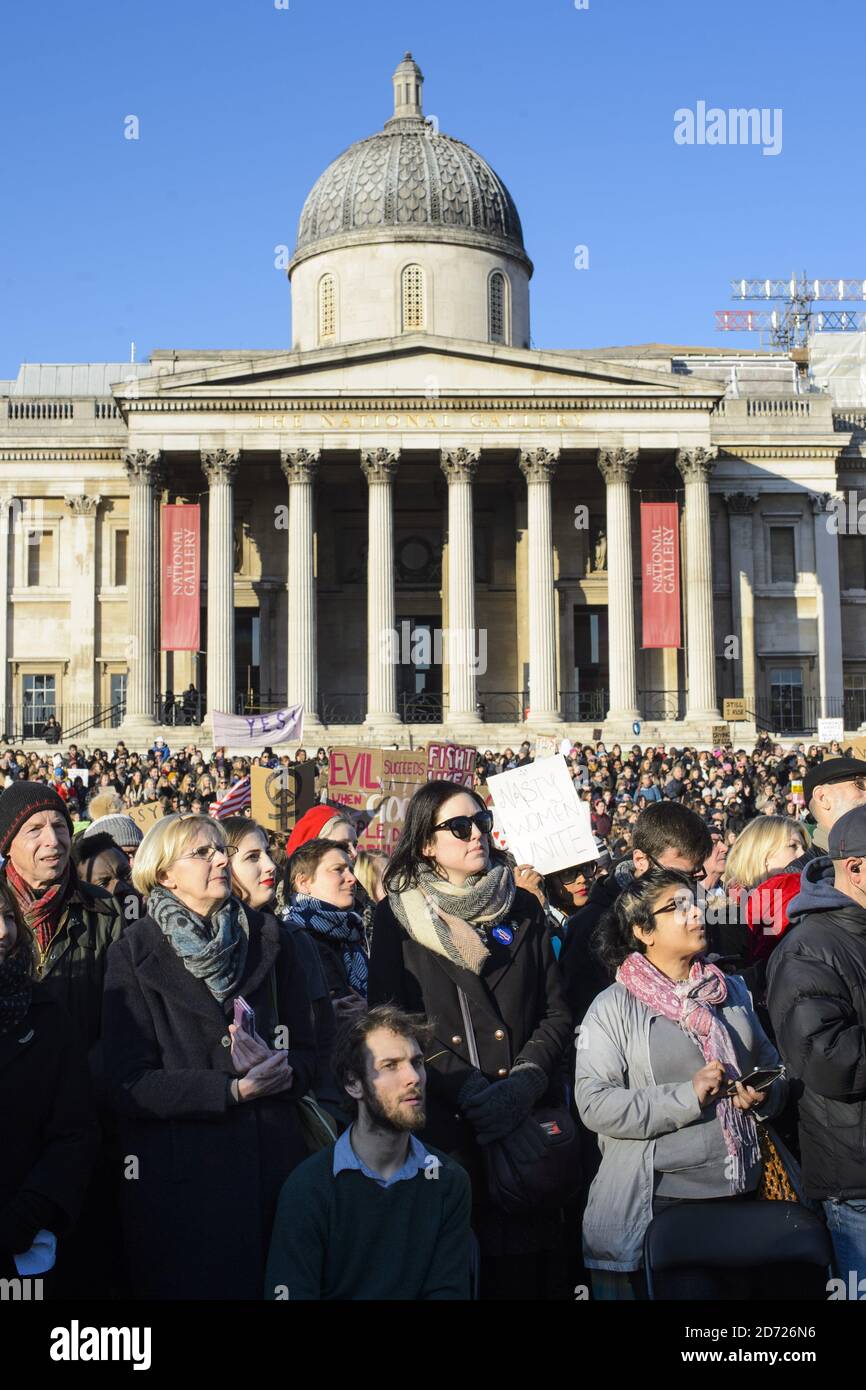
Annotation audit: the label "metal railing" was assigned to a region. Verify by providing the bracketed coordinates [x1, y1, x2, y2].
[477, 691, 526, 724]
[560, 690, 608, 723]
[157, 692, 206, 726]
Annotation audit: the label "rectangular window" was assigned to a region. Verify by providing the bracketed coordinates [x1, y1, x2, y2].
[23, 674, 56, 738]
[841, 535, 866, 590]
[114, 530, 128, 587]
[26, 530, 54, 587]
[769, 527, 796, 583]
[770, 667, 804, 732]
[110, 672, 127, 727]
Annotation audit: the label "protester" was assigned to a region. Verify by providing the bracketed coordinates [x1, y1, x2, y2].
[0, 882, 99, 1289]
[284, 839, 368, 1013]
[102, 813, 316, 1299]
[286, 804, 359, 861]
[576, 868, 787, 1299]
[368, 780, 572, 1300]
[767, 804, 866, 1287]
[788, 758, 866, 871]
[723, 815, 809, 901]
[265, 1006, 472, 1300]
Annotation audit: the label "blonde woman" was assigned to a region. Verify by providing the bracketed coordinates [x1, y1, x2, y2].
[102, 813, 316, 1299]
[723, 816, 809, 900]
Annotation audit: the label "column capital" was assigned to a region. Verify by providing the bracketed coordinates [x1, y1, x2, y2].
[676, 446, 718, 484]
[440, 446, 480, 482]
[64, 493, 102, 517]
[201, 448, 240, 485]
[597, 447, 638, 485]
[361, 447, 400, 484]
[725, 491, 757, 516]
[124, 449, 164, 486]
[280, 447, 321, 485]
[519, 447, 559, 483]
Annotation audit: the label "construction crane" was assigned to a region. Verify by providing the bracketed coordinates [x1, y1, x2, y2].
[715, 274, 866, 350]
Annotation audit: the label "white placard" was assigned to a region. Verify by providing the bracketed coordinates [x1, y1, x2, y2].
[817, 718, 844, 744]
[487, 755, 599, 875]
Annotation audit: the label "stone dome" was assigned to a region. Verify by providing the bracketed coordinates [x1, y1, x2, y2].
[291, 54, 530, 273]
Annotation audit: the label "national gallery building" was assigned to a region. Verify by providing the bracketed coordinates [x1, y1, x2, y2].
[2, 55, 865, 747]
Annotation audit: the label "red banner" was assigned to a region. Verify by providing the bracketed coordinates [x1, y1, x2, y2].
[161, 505, 200, 650]
[641, 503, 681, 648]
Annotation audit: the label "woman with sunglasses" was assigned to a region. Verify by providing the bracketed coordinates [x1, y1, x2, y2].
[101, 813, 316, 1299]
[367, 781, 572, 1300]
[575, 868, 787, 1300]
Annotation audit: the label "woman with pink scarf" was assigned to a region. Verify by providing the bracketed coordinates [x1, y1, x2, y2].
[574, 868, 787, 1300]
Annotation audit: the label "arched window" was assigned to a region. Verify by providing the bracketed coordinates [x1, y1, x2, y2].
[489, 271, 507, 344]
[401, 264, 425, 331]
[318, 273, 336, 342]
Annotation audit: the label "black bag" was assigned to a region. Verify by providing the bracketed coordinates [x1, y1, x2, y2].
[457, 987, 582, 1215]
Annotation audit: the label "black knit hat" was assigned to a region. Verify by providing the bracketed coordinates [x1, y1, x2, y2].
[0, 780, 74, 856]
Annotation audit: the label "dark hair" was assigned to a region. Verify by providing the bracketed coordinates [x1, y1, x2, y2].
[71, 832, 122, 866]
[632, 801, 713, 866]
[593, 868, 697, 972]
[544, 862, 597, 915]
[0, 877, 33, 977]
[383, 780, 506, 893]
[331, 1004, 434, 1118]
[286, 837, 351, 895]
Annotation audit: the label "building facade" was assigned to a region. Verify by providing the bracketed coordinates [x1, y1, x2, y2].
[1, 55, 865, 746]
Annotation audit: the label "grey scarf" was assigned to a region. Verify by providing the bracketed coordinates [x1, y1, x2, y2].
[388, 862, 516, 975]
[148, 884, 249, 1003]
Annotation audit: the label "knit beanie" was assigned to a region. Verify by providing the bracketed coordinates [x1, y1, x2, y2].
[286, 804, 343, 857]
[0, 781, 74, 856]
[83, 814, 144, 850]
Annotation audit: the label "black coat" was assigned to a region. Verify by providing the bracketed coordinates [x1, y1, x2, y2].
[0, 988, 98, 1278]
[102, 905, 316, 1299]
[559, 867, 624, 1023]
[767, 897, 866, 1201]
[367, 889, 572, 1162]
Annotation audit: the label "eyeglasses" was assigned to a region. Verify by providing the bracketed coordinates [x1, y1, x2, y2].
[851, 778, 866, 792]
[432, 810, 494, 840]
[180, 843, 237, 863]
[650, 896, 697, 921]
[646, 852, 706, 881]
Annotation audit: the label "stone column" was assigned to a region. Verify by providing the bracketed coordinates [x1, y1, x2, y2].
[441, 447, 482, 730]
[63, 493, 101, 717]
[519, 447, 562, 725]
[677, 447, 721, 724]
[725, 493, 757, 711]
[0, 496, 13, 734]
[280, 448, 324, 733]
[811, 492, 844, 719]
[201, 449, 239, 717]
[361, 447, 400, 730]
[597, 447, 640, 724]
[123, 450, 163, 727]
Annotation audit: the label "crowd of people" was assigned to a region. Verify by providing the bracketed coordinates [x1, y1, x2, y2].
[2, 727, 866, 1301]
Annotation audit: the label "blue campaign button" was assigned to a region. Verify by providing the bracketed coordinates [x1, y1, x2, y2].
[491, 925, 514, 946]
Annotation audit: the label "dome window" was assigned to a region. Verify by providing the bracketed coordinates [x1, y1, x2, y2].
[401, 264, 425, 331]
[489, 271, 508, 344]
[318, 273, 336, 342]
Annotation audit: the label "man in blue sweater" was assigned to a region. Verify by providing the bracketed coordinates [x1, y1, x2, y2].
[265, 1005, 472, 1300]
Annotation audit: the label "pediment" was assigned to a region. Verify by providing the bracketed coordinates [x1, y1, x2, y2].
[114, 335, 723, 404]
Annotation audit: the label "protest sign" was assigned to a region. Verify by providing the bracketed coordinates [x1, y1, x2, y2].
[251, 765, 297, 834]
[476, 782, 508, 852]
[328, 747, 385, 851]
[817, 717, 844, 744]
[723, 699, 747, 722]
[426, 741, 476, 787]
[534, 736, 559, 760]
[711, 725, 731, 747]
[210, 703, 304, 749]
[850, 737, 866, 761]
[127, 801, 167, 834]
[486, 755, 599, 875]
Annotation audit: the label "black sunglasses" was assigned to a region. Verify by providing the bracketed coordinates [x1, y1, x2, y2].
[432, 810, 494, 841]
[646, 851, 706, 882]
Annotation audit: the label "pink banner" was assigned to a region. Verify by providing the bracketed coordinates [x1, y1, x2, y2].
[641, 502, 681, 648]
[161, 505, 200, 651]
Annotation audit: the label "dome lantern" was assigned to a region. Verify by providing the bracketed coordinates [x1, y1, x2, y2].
[388, 52, 425, 125]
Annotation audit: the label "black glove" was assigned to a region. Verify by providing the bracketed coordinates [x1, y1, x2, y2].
[461, 1063, 548, 1144]
[498, 1113, 553, 1165]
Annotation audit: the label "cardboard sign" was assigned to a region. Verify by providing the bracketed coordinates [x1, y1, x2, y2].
[850, 738, 866, 761]
[533, 736, 560, 760]
[789, 779, 805, 807]
[250, 765, 297, 834]
[372, 750, 428, 854]
[817, 718, 844, 744]
[711, 725, 732, 747]
[327, 747, 427, 854]
[486, 755, 599, 875]
[127, 801, 167, 833]
[592, 728, 603, 742]
[426, 742, 476, 787]
[723, 699, 748, 722]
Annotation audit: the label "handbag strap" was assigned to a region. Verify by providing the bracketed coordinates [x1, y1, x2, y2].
[456, 987, 481, 1070]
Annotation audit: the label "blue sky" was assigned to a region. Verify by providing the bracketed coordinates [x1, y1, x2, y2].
[1, 0, 864, 376]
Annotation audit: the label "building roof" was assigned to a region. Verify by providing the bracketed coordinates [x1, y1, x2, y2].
[2, 362, 154, 397]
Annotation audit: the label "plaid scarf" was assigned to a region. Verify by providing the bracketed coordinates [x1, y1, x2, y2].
[4, 860, 73, 957]
[147, 885, 249, 1004]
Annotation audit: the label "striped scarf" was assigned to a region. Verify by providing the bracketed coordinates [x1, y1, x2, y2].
[4, 860, 73, 956]
[288, 895, 368, 996]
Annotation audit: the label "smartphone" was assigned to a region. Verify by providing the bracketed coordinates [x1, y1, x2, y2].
[233, 995, 256, 1035]
[725, 1065, 785, 1097]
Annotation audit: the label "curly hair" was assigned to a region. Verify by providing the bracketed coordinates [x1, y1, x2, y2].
[592, 867, 697, 973]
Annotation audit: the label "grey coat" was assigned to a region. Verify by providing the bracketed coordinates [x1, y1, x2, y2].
[574, 974, 786, 1271]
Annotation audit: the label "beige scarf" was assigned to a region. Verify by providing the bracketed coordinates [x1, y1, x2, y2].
[388, 863, 516, 976]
